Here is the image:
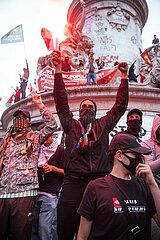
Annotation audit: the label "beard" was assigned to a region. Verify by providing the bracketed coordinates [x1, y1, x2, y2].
[79, 108, 96, 129]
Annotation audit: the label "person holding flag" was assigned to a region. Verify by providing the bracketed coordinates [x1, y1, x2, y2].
[20, 59, 29, 99]
[13, 86, 21, 103]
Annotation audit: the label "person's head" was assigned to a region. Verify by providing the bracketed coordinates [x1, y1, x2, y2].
[114, 61, 119, 66]
[126, 108, 143, 137]
[154, 34, 157, 38]
[79, 98, 97, 128]
[89, 57, 94, 63]
[109, 133, 151, 176]
[13, 109, 30, 133]
[23, 68, 27, 72]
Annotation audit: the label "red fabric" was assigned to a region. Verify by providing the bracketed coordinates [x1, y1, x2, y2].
[141, 49, 153, 67]
[14, 90, 21, 99]
[6, 95, 13, 104]
[139, 73, 146, 83]
[5, 95, 13, 107]
[41, 28, 54, 51]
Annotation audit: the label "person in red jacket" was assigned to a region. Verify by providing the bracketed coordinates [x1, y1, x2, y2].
[14, 86, 21, 103]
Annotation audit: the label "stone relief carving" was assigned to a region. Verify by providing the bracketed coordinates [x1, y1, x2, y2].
[36, 0, 94, 72]
[139, 44, 160, 88]
[106, 4, 130, 31]
[59, 0, 94, 69]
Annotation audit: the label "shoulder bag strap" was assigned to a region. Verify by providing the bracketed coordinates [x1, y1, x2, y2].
[106, 175, 140, 238]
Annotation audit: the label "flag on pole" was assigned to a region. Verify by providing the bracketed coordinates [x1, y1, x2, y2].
[141, 47, 153, 67]
[1, 24, 24, 44]
[41, 28, 54, 51]
[5, 95, 14, 108]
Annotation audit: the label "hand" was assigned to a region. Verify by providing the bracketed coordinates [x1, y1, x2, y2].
[136, 163, 156, 186]
[118, 62, 128, 74]
[42, 163, 53, 173]
[32, 92, 44, 107]
[51, 50, 61, 67]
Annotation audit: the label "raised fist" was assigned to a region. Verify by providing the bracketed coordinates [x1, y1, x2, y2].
[50, 50, 61, 67]
[118, 62, 128, 74]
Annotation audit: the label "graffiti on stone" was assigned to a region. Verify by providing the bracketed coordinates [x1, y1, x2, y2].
[94, 13, 107, 36]
[85, 16, 93, 35]
[99, 55, 119, 65]
[94, 14, 104, 27]
[95, 28, 108, 36]
[110, 126, 147, 138]
[131, 36, 137, 45]
[106, 4, 130, 31]
[100, 36, 116, 51]
[95, 14, 103, 22]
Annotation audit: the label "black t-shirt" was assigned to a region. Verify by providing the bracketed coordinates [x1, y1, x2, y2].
[77, 175, 156, 240]
[38, 145, 65, 195]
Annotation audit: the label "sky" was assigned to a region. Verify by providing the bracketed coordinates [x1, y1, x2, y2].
[0, 0, 160, 118]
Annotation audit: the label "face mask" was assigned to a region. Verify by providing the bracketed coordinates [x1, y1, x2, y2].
[127, 119, 142, 136]
[120, 152, 143, 176]
[13, 117, 30, 133]
[79, 108, 96, 127]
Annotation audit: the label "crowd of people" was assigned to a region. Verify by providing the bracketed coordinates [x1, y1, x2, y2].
[0, 49, 160, 240]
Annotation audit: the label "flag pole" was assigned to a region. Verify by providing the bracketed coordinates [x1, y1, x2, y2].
[21, 24, 27, 62]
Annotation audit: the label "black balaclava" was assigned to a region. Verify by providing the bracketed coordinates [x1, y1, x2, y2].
[120, 152, 143, 176]
[127, 119, 142, 137]
[79, 99, 97, 129]
[127, 109, 142, 138]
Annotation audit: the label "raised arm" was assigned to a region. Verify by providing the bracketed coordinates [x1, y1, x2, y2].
[25, 59, 29, 71]
[32, 92, 58, 144]
[98, 62, 128, 132]
[52, 51, 73, 132]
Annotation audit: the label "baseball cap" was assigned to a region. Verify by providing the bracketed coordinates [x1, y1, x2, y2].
[13, 109, 30, 120]
[109, 133, 151, 155]
[127, 108, 142, 119]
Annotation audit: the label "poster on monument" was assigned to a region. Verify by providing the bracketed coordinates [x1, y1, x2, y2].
[37, 66, 120, 91]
